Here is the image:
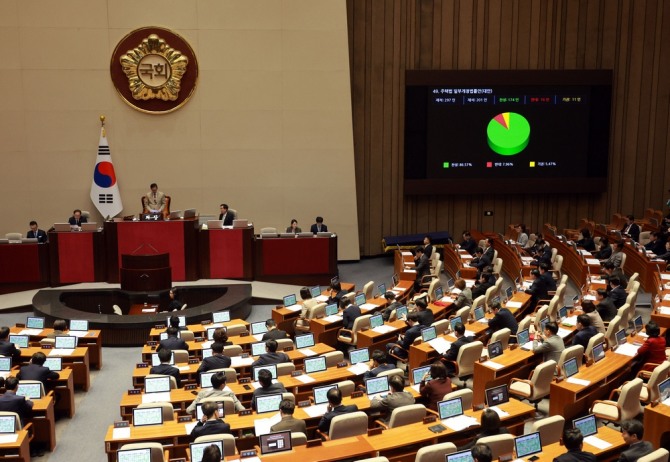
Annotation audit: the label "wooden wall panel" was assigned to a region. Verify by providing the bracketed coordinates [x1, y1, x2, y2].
[347, 0, 670, 256]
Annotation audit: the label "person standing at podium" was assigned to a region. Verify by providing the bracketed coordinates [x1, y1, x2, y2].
[144, 183, 166, 213]
[27, 221, 48, 243]
[68, 209, 87, 226]
[218, 204, 234, 226]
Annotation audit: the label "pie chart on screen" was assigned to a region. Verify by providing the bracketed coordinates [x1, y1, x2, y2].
[487, 112, 530, 156]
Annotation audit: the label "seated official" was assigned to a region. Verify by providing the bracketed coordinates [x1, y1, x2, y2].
[167, 314, 186, 331]
[0, 377, 33, 426]
[458, 231, 478, 256]
[539, 262, 557, 293]
[296, 286, 319, 329]
[603, 242, 625, 268]
[144, 183, 166, 213]
[525, 269, 549, 308]
[602, 262, 628, 290]
[380, 291, 402, 321]
[469, 247, 491, 276]
[621, 215, 641, 243]
[386, 313, 422, 362]
[261, 319, 288, 341]
[46, 319, 70, 338]
[212, 327, 232, 346]
[413, 245, 431, 292]
[576, 228, 596, 252]
[415, 297, 434, 327]
[317, 387, 358, 434]
[440, 322, 474, 375]
[251, 369, 286, 411]
[167, 289, 183, 312]
[150, 348, 182, 388]
[471, 270, 495, 299]
[554, 427, 597, 462]
[18, 352, 59, 386]
[157, 326, 189, 353]
[531, 239, 553, 267]
[461, 408, 508, 450]
[572, 315, 597, 351]
[369, 374, 415, 425]
[197, 342, 232, 377]
[190, 401, 231, 441]
[363, 349, 396, 379]
[310, 216, 328, 234]
[515, 224, 529, 247]
[419, 361, 452, 412]
[595, 289, 617, 322]
[645, 232, 666, 256]
[218, 203, 234, 226]
[593, 237, 612, 260]
[0, 326, 20, 363]
[67, 209, 88, 227]
[618, 419, 654, 462]
[341, 297, 362, 331]
[27, 220, 48, 243]
[270, 399, 307, 433]
[251, 339, 289, 367]
[632, 322, 666, 375]
[487, 301, 518, 340]
[187, 371, 244, 414]
[453, 278, 473, 309]
[609, 277, 627, 308]
[472, 443, 493, 462]
[581, 301, 606, 334]
[326, 281, 348, 306]
[285, 219, 302, 234]
[533, 321, 565, 363]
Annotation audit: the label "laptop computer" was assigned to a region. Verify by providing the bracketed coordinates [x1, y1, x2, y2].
[43, 357, 62, 371]
[313, 384, 337, 405]
[540, 317, 550, 332]
[445, 450, 475, 462]
[437, 397, 464, 420]
[558, 306, 568, 319]
[592, 342, 606, 363]
[633, 315, 643, 333]
[396, 305, 408, 319]
[365, 376, 390, 399]
[252, 364, 278, 382]
[573, 414, 598, 438]
[53, 223, 72, 232]
[487, 341, 503, 360]
[166, 316, 186, 328]
[251, 321, 268, 335]
[117, 448, 151, 462]
[563, 357, 579, 378]
[0, 357, 11, 372]
[449, 316, 463, 331]
[505, 286, 514, 299]
[256, 393, 283, 414]
[132, 407, 163, 427]
[295, 333, 315, 349]
[168, 211, 182, 220]
[349, 348, 370, 365]
[183, 209, 197, 219]
[232, 219, 248, 228]
[0, 415, 16, 434]
[283, 294, 297, 307]
[377, 283, 386, 297]
[26, 316, 45, 329]
[16, 382, 42, 399]
[421, 326, 438, 343]
[206, 327, 218, 341]
[354, 293, 366, 306]
[151, 352, 174, 367]
[200, 372, 216, 389]
[447, 278, 455, 290]
[474, 306, 486, 321]
[202, 348, 213, 359]
[392, 273, 399, 287]
[485, 384, 510, 407]
[658, 376, 670, 402]
[514, 432, 542, 459]
[411, 365, 431, 385]
[304, 356, 327, 374]
[190, 441, 223, 462]
[206, 220, 223, 229]
[9, 335, 29, 349]
[212, 311, 230, 323]
[325, 304, 339, 316]
[370, 314, 384, 329]
[144, 376, 171, 394]
[310, 286, 322, 298]
[69, 319, 89, 332]
[55, 335, 77, 349]
[615, 328, 627, 346]
[259, 430, 292, 455]
[434, 286, 444, 300]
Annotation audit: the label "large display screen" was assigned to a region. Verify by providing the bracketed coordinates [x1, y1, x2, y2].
[404, 70, 612, 194]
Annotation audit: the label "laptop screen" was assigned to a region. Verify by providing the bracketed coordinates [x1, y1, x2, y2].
[144, 376, 171, 394]
[563, 357, 579, 378]
[212, 311, 230, 323]
[202, 348, 213, 359]
[132, 407, 163, 427]
[434, 286, 444, 300]
[487, 341, 503, 359]
[355, 293, 366, 306]
[558, 306, 568, 319]
[310, 286, 322, 298]
[0, 357, 11, 372]
[283, 294, 297, 307]
[259, 430, 292, 455]
[658, 376, 670, 402]
[506, 286, 514, 299]
[377, 283, 386, 296]
[349, 348, 370, 365]
[161, 330, 183, 341]
[151, 352, 174, 367]
[69, 319, 88, 331]
[251, 322, 268, 335]
[190, 441, 223, 462]
[633, 315, 643, 332]
[449, 316, 462, 331]
[0, 416, 15, 434]
[251, 342, 266, 356]
[447, 278, 455, 289]
[516, 329, 530, 346]
[9, 335, 29, 349]
[446, 450, 475, 462]
[117, 448, 151, 462]
[515, 432, 542, 458]
[474, 306, 485, 321]
[256, 393, 283, 414]
[253, 364, 278, 382]
[396, 305, 409, 319]
[26, 317, 45, 329]
[295, 333, 315, 349]
[200, 372, 215, 389]
[206, 327, 218, 341]
[592, 342, 605, 363]
[370, 314, 384, 329]
[304, 356, 327, 374]
[392, 273, 399, 287]
[313, 384, 337, 405]
[43, 357, 61, 374]
[540, 317, 549, 332]
[573, 414, 597, 437]
[411, 366, 431, 385]
[485, 384, 509, 407]
[421, 326, 437, 342]
[166, 316, 186, 328]
[365, 376, 390, 396]
[325, 304, 338, 316]
[16, 383, 42, 399]
[437, 397, 463, 420]
[615, 329, 627, 346]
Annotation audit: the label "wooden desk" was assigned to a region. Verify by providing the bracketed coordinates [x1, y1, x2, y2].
[518, 426, 624, 461]
[472, 347, 538, 408]
[644, 403, 670, 449]
[0, 242, 49, 285]
[19, 347, 90, 391]
[394, 249, 417, 281]
[9, 327, 102, 370]
[31, 395, 56, 452]
[408, 321, 490, 371]
[11, 368, 77, 419]
[198, 227, 254, 280]
[357, 320, 406, 350]
[0, 430, 30, 462]
[148, 320, 250, 341]
[48, 230, 106, 284]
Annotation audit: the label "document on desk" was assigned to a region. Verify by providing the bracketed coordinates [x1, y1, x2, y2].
[443, 415, 478, 431]
[614, 343, 640, 357]
[562, 316, 578, 327]
[184, 422, 198, 434]
[404, 268, 416, 273]
[112, 427, 131, 439]
[428, 338, 451, 354]
[584, 435, 612, 450]
[254, 412, 282, 436]
[482, 360, 505, 370]
[566, 377, 591, 386]
[231, 356, 253, 367]
[18, 328, 43, 336]
[324, 315, 342, 323]
[583, 294, 596, 301]
[464, 329, 476, 337]
[361, 303, 378, 311]
[487, 406, 510, 418]
[295, 374, 316, 384]
[201, 341, 213, 349]
[253, 334, 265, 341]
[505, 301, 523, 309]
[178, 366, 191, 371]
[372, 325, 396, 334]
[285, 304, 302, 312]
[557, 328, 572, 338]
[658, 307, 670, 315]
[664, 294, 670, 302]
[520, 341, 534, 351]
[298, 348, 317, 357]
[401, 251, 413, 256]
[0, 434, 18, 444]
[348, 363, 370, 375]
[49, 348, 75, 356]
[142, 392, 171, 403]
[578, 250, 592, 256]
[141, 308, 155, 313]
[661, 273, 670, 281]
[585, 258, 600, 265]
[303, 403, 328, 418]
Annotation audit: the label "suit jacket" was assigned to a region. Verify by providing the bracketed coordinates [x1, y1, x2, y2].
[610, 286, 627, 308]
[190, 418, 231, 441]
[196, 354, 232, 375]
[483, 246, 495, 262]
[607, 251, 624, 268]
[363, 363, 396, 380]
[219, 212, 234, 226]
[157, 336, 189, 353]
[605, 268, 628, 290]
[586, 311, 606, 334]
[597, 297, 618, 322]
[415, 254, 431, 282]
[150, 363, 182, 388]
[488, 308, 518, 338]
[369, 391, 415, 424]
[525, 278, 549, 307]
[68, 216, 88, 226]
[27, 229, 48, 243]
[534, 246, 553, 266]
[251, 383, 287, 410]
[617, 441, 654, 462]
[645, 239, 666, 256]
[622, 222, 641, 242]
[186, 387, 244, 414]
[459, 239, 477, 255]
[443, 335, 474, 362]
[398, 324, 424, 351]
[534, 334, 565, 363]
[285, 226, 302, 233]
[0, 340, 20, 362]
[454, 288, 473, 309]
[17, 364, 59, 385]
[423, 244, 434, 259]
[595, 245, 612, 260]
[541, 272, 557, 292]
[310, 223, 328, 233]
[576, 237, 596, 252]
[342, 304, 362, 330]
[271, 415, 307, 433]
[417, 310, 434, 327]
[471, 279, 494, 299]
[470, 254, 492, 273]
[419, 377, 452, 412]
[317, 404, 358, 433]
[553, 449, 598, 462]
[0, 391, 33, 425]
[144, 191, 166, 212]
[251, 352, 290, 367]
[572, 326, 597, 350]
[262, 329, 288, 341]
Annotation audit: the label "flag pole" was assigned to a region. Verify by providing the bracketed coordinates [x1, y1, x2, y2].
[100, 115, 106, 137]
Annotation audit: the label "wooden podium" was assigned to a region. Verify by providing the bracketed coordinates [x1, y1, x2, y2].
[120, 253, 171, 292]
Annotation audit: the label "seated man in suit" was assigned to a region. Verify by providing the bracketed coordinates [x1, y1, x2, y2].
[341, 297, 361, 331]
[251, 369, 286, 410]
[67, 209, 88, 227]
[441, 322, 474, 375]
[261, 319, 288, 341]
[486, 301, 518, 341]
[645, 231, 666, 255]
[167, 314, 186, 332]
[196, 342, 232, 376]
[380, 291, 402, 321]
[144, 183, 166, 213]
[251, 339, 289, 367]
[271, 399, 307, 433]
[618, 419, 654, 462]
[539, 262, 557, 293]
[369, 374, 415, 425]
[621, 215, 641, 243]
[150, 348, 182, 388]
[386, 313, 423, 363]
[157, 326, 189, 353]
[0, 377, 33, 426]
[471, 270, 495, 299]
[414, 297, 434, 327]
[604, 241, 625, 268]
[533, 321, 565, 363]
[326, 281, 348, 306]
[363, 349, 396, 379]
[413, 245, 431, 291]
[458, 231, 478, 256]
[572, 315, 597, 351]
[27, 221, 48, 243]
[310, 216, 328, 234]
[0, 326, 21, 363]
[531, 239, 553, 267]
[602, 262, 628, 291]
[318, 387, 358, 434]
[524, 269, 548, 308]
[554, 427, 597, 462]
[469, 247, 492, 277]
[190, 401, 231, 441]
[186, 371, 244, 414]
[595, 288, 618, 322]
[218, 203, 234, 226]
[18, 352, 59, 386]
[609, 277, 627, 308]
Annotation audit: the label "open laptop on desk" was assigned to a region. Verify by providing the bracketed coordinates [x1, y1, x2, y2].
[53, 223, 72, 232]
[117, 447, 151, 462]
[365, 376, 390, 400]
[190, 440, 223, 462]
[515, 431, 542, 459]
[446, 450, 474, 462]
[259, 430, 292, 455]
[304, 384, 338, 417]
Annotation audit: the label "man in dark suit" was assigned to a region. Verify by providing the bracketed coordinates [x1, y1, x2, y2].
[470, 247, 492, 277]
[341, 297, 361, 331]
[150, 348, 182, 388]
[539, 263, 557, 293]
[483, 238, 495, 262]
[596, 288, 618, 322]
[369, 374, 415, 425]
[251, 340, 289, 367]
[531, 240, 553, 267]
[251, 369, 287, 410]
[617, 419, 654, 462]
[486, 302, 518, 340]
[525, 269, 549, 308]
[18, 352, 59, 386]
[0, 377, 33, 426]
[441, 322, 474, 367]
[602, 262, 628, 291]
[261, 319, 288, 341]
[190, 401, 231, 441]
[645, 231, 666, 255]
[318, 388, 358, 434]
[67, 209, 87, 226]
[553, 428, 597, 462]
[423, 235, 434, 259]
[310, 216, 328, 234]
[621, 215, 641, 243]
[0, 326, 21, 363]
[415, 297, 434, 327]
[458, 231, 478, 256]
[27, 221, 47, 243]
[609, 278, 627, 308]
[218, 203, 234, 226]
[196, 342, 231, 376]
[387, 313, 423, 362]
[471, 271, 495, 299]
[157, 327, 189, 353]
[363, 349, 396, 379]
[413, 245, 431, 291]
[572, 315, 597, 351]
[270, 399, 307, 433]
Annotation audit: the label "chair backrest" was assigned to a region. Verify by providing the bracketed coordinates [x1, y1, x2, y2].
[322, 351, 344, 368]
[222, 345, 243, 357]
[646, 361, 670, 403]
[335, 380, 355, 396]
[208, 368, 237, 383]
[387, 404, 426, 428]
[551, 247, 558, 264]
[377, 368, 404, 379]
[275, 338, 294, 351]
[200, 396, 235, 415]
[554, 283, 567, 302]
[629, 272, 640, 284]
[431, 260, 443, 278]
[180, 330, 195, 342]
[276, 362, 295, 376]
[172, 349, 189, 364]
[559, 274, 568, 286]
[552, 254, 564, 275]
[517, 316, 532, 334]
[472, 295, 486, 316]
[531, 415, 565, 446]
[584, 333, 605, 360]
[484, 284, 498, 308]
[194, 433, 237, 456]
[342, 292, 356, 304]
[137, 401, 174, 421]
[617, 377, 643, 421]
[456, 341, 484, 378]
[638, 448, 670, 462]
[343, 314, 372, 344]
[5, 233, 22, 241]
[529, 360, 557, 400]
[329, 411, 368, 439]
[546, 295, 561, 321]
[477, 434, 514, 460]
[442, 389, 473, 410]
[534, 305, 549, 331]
[363, 281, 374, 299]
[120, 442, 165, 462]
[0, 412, 21, 431]
[113, 305, 123, 315]
[39, 338, 55, 346]
[492, 257, 503, 275]
[291, 432, 307, 446]
[605, 315, 624, 348]
[558, 345, 584, 372]
[619, 252, 627, 271]
[146, 374, 177, 390]
[415, 442, 458, 462]
[490, 328, 511, 350]
[432, 319, 450, 336]
[455, 305, 472, 321]
[427, 278, 440, 301]
[224, 324, 248, 336]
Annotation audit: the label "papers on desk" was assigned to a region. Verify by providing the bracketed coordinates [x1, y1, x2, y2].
[348, 363, 370, 375]
[482, 360, 505, 370]
[69, 330, 90, 337]
[578, 250, 592, 256]
[141, 308, 155, 313]
[428, 337, 451, 355]
[658, 307, 670, 315]
[285, 304, 302, 312]
[477, 318, 489, 324]
[465, 280, 476, 288]
[295, 374, 316, 384]
[323, 315, 342, 323]
[583, 294, 596, 301]
[372, 325, 396, 334]
[521, 281, 532, 289]
[520, 341, 534, 351]
[49, 348, 75, 356]
[298, 348, 317, 357]
[178, 366, 191, 371]
[614, 343, 640, 357]
[201, 341, 213, 349]
[464, 329, 476, 337]
[662, 397, 670, 406]
[0, 434, 18, 444]
[557, 328, 572, 339]
[638, 331, 649, 338]
[487, 406, 510, 418]
[142, 392, 171, 404]
[459, 254, 471, 259]
[562, 316, 578, 327]
[566, 377, 591, 386]
[184, 421, 198, 435]
[112, 427, 131, 439]
[315, 295, 329, 302]
[401, 251, 413, 256]
[661, 273, 670, 281]
[521, 257, 533, 264]
[440, 295, 455, 302]
[442, 414, 478, 431]
[18, 328, 43, 336]
[663, 294, 670, 302]
[254, 412, 282, 436]
[252, 334, 264, 341]
[231, 356, 253, 367]
[411, 384, 421, 393]
[361, 303, 378, 312]
[584, 435, 612, 450]
[209, 323, 224, 328]
[505, 301, 523, 309]
[0, 372, 10, 379]
[303, 403, 329, 418]
[404, 268, 416, 273]
[586, 258, 600, 265]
